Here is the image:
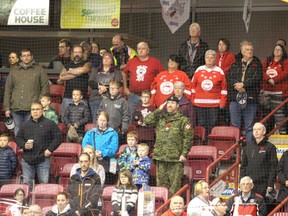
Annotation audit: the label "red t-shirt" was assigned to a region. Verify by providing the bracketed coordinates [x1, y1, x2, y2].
[123, 57, 165, 93]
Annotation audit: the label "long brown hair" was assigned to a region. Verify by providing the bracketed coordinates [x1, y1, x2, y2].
[116, 170, 137, 190]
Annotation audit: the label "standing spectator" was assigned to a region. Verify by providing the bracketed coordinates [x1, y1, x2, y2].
[122, 41, 165, 114]
[240, 122, 278, 197]
[174, 81, 195, 127]
[48, 39, 72, 70]
[58, 44, 92, 120]
[63, 89, 90, 143]
[132, 90, 156, 145]
[40, 94, 58, 125]
[8, 52, 19, 68]
[191, 50, 227, 136]
[70, 145, 106, 188]
[150, 54, 191, 108]
[161, 195, 187, 216]
[215, 38, 235, 75]
[178, 22, 209, 79]
[277, 150, 288, 203]
[46, 191, 77, 216]
[225, 176, 266, 216]
[68, 153, 101, 216]
[98, 81, 130, 136]
[276, 38, 287, 49]
[15, 102, 62, 189]
[82, 111, 119, 182]
[261, 44, 288, 134]
[111, 170, 138, 216]
[118, 131, 138, 171]
[227, 41, 262, 145]
[88, 52, 122, 123]
[128, 143, 151, 189]
[80, 40, 102, 69]
[3, 48, 50, 135]
[110, 34, 137, 70]
[144, 95, 193, 196]
[0, 133, 18, 185]
[91, 42, 100, 54]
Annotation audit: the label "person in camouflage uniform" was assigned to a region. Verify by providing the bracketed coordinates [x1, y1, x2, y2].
[144, 95, 193, 196]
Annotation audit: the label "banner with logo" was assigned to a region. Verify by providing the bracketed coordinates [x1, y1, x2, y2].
[61, 0, 120, 29]
[160, 0, 190, 34]
[0, 0, 49, 25]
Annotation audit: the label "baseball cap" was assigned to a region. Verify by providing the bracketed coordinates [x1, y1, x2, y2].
[166, 95, 179, 103]
[5, 117, 15, 130]
[236, 92, 247, 108]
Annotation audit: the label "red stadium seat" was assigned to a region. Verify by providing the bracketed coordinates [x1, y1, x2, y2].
[49, 84, 65, 103]
[115, 144, 128, 158]
[186, 145, 217, 180]
[139, 186, 169, 210]
[50, 143, 82, 176]
[101, 185, 115, 216]
[50, 102, 61, 118]
[57, 122, 67, 142]
[8, 141, 18, 154]
[58, 163, 75, 189]
[0, 184, 29, 199]
[33, 184, 63, 208]
[84, 123, 96, 132]
[207, 126, 240, 160]
[193, 126, 206, 145]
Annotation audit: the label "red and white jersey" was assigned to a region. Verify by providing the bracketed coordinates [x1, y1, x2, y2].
[150, 70, 191, 107]
[191, 65, 227, 107]
[123, 57, 165, 93]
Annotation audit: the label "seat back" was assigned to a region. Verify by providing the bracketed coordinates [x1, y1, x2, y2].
[58, 163, 75, 189]
[193, 126, 206, 145]
[33, 184, 64, 208]
[139, 186, 169, 210]
[84, 123, 96, 132]
[115, 144, 128, 158]
[186, 146, 217, 180]
[208, 126, 240, 160]
[50, 102, 61, 118]
[0, 184, 30, 199]
[49, 84, 65, 103]
[101, 186, 115, 216]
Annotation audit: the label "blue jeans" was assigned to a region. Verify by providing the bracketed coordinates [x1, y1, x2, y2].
[11, 111, 31, 136]
[229, 101, 257, 145]
[89, 99, 102, 124]
[22, 157, 50, 189]
[128, 93, 141, 118]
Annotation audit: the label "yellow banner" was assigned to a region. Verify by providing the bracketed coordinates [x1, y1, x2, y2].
[269, 135, 288, 160]
[61, 0, 120, 29]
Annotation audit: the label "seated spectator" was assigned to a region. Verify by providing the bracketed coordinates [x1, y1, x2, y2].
[68, 153, 101, 216]
[29, 204, 42, 216]
[88, 52, 122, 123]
[161, 195, 187, 216]
[150, 54, 191, 108]
[173, 81, 195, 126]
[277, 150, 288, 203]
[22, 208, 30, 216]
[8, 52, 19, 68]
[215, 38, 235, 75]
[70, 145, 105, 187]
[63, 89, 91, 143]
[5, 188, 29, 215]
[187, 180, 211, 215]
[46, 191, 77, 216]
[82, 111, 119, 183]
[0, 133, 18, 186]
[225, 176, 266, 216]
[261, 43, 288, 134]
[118, 131, 138, 171]
[132, 90, 156, 146]
[91, 42, 100, 54]
[127, 143, 151, 190]
[80, 40, 102, 69]
[98, 81, 130, 140]
[40, 94, 58, 125]
[111, 170, 138, 216]
[48, 39, 72, 70]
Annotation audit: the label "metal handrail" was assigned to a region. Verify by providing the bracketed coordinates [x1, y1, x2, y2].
[154, 184, 191, 216]
[268, 195, 288, 215]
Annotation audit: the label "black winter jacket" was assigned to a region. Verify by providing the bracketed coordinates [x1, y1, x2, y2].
[0, 146, 18, 179]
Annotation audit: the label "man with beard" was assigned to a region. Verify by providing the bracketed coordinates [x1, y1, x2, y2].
[144, 95, 193, 196]
[3, 48, 49, 135]
[57, 44, 92, 120]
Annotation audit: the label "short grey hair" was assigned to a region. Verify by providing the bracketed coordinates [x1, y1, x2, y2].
[240, 40, 253, 52]
[205, 50, 217, 59]
[240, 176, 253, 185]
[174, 81, 185, 89]
[189, 22, 201, 33]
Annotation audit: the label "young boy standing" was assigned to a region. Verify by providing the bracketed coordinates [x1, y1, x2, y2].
[118, 131, 138, 171]
[0, 134, 18, 185]
[63, 89, 91, 143]
[40, 94, 59, 124]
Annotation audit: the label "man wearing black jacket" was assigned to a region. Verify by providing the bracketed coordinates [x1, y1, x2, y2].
[16, 102, 62, 188]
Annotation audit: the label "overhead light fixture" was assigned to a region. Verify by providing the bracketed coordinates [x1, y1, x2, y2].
[281, 0, 288, 3]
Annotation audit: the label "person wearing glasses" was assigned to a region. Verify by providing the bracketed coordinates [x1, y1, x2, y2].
[15, 102, 62, 189]
[47, 38, 72, 69]
[3, 48, 50, 135]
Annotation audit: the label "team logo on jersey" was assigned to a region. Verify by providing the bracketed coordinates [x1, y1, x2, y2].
[201, 79, 213, 91]
[160, 81, 174, 95]
[136, 65, 148, 82]
[266, 68, 278, 78]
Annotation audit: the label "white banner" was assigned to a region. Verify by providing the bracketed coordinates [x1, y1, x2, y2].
[243, 0, 252, 33]
[3, 0, 50, 25]
[160, 0, 190, 34]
